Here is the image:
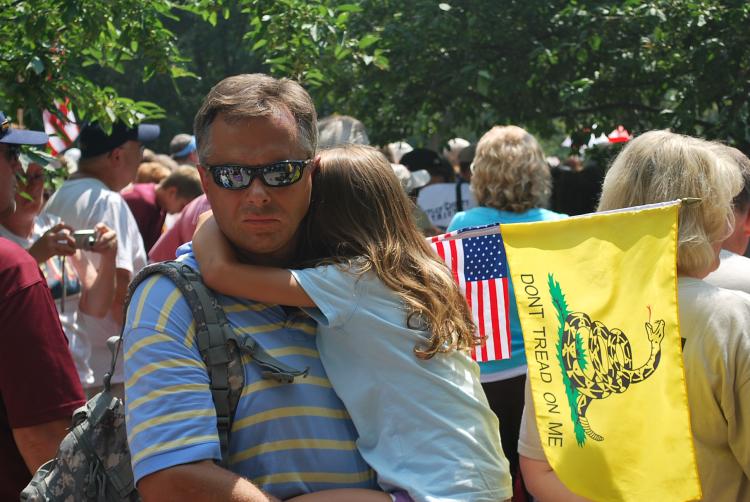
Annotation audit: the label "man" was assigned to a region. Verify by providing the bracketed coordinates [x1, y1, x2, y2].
[122, 165, 203, 253]
[169, 133, 199, 165]
[403, 148, 477, 231]
[0, 111, 85, 500]
[0, 156, 118, 387]
[44, 120, 159, 395]
[705, 145, 750, 293]
[124, 74, 376, 501]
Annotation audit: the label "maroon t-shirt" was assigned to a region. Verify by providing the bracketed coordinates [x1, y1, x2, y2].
[0, 238, 85, 500]
[122, 182, 166, 253]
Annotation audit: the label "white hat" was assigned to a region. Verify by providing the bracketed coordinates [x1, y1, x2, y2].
[387, 141, 413, 164]
[391, 163, 430, 193]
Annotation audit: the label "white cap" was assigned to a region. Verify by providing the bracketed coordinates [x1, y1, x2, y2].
[391, 163, 430, 193]
[387, 141, 413, 164]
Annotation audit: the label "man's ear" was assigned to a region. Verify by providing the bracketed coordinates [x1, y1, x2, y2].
[109, 146, 124, 166]
[742, 206, 750, 236]
[197, 165, 212, 192]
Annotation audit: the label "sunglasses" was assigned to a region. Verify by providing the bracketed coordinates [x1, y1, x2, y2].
[205, 159, 310, 190]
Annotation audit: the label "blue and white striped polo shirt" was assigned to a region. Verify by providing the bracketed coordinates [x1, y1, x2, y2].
[123, 244, 376, 498]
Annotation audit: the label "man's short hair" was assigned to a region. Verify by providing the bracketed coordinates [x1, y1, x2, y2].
[318, 115, 369, 149]
[160, 165, 203, 200]
[194, 74, 317, 163]
[169, 134, 196, 160]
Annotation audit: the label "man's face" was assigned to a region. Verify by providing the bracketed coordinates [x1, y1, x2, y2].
[114, 140, 144, 189]
[723, 205, 750, 255]
[198, 112, 312, 265]
[0, 143, 21, 215]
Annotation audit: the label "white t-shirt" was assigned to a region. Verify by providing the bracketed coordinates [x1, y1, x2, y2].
[0, 214, 92, 385]
[44, 177, 147, 386]
[416, 182, 476, 231]
[704, 248, 750, 294]
[291, 264, 512, 502]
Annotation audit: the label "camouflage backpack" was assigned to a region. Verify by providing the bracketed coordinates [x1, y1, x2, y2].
[21, 261, 307, 502]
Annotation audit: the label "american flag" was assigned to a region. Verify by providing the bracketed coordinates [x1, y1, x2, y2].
[429, 224, 511, 362]
[43, 100, 80, 156]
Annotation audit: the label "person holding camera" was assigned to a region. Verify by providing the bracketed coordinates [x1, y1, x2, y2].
[44, 120, 159, 396]
[0, 158, 118, 388]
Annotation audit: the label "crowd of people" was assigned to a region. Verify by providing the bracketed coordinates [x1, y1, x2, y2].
[1, 72, 749, 501]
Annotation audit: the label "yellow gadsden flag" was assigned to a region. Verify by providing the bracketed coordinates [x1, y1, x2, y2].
[501, 201, 701, 502]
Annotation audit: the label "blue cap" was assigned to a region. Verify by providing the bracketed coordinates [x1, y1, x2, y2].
[0, 111, 48, 146]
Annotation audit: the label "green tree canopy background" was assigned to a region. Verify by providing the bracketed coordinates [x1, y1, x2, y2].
[2, 0, 749, 153]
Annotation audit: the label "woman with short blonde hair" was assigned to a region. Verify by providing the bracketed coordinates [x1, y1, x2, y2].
[598, 130, 737, 277]
[448, 125, 567, 494]
[519, 130, 750, 502]
[470, 125, 552, 211]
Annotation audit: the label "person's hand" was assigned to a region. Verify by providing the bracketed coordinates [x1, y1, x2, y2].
[193, 211, 238, 278]
[89, 223, 117, 258]
[27, 222, 75, 263]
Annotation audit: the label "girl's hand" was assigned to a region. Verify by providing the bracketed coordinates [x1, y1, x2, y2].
[90, 223, 117, 258]
[193, 211, 238, 283]
[28, 222, 75, 263]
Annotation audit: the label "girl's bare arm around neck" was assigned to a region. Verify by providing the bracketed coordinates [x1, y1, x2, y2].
[192, 212, 315, 308]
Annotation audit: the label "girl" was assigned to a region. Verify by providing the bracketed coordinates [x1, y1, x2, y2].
[194, 145, 511, 502]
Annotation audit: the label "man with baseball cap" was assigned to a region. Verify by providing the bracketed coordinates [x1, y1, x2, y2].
[0, 111, 86, 499]
[44, 119, 159, 396]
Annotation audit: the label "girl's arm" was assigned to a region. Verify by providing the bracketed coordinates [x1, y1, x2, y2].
[193, 212, 315, 307]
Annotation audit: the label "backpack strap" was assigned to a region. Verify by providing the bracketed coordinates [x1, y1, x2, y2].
[112, 261, 308, 465]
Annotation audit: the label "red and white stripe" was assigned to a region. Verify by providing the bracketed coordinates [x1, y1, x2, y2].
[430, 232, 511, 362]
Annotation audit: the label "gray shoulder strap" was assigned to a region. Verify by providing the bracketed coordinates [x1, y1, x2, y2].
[115, 261, 308, 465]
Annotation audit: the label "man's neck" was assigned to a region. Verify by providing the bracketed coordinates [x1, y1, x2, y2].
[0, 210, 34, 238]
[233, 242, 297, 268]
[74, 162, 119, 191]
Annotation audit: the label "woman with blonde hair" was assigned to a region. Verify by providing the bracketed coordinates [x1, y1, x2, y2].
[194, 145, 512, 502]
[519, 130, 750, 501]
[448, 125, 567, 488]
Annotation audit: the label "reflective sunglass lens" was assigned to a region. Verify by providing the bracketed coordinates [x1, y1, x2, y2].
[264, 162, 301, 186]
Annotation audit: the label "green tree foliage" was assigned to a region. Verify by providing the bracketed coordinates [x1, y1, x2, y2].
[0, 0, 192, 129]
[4, 1, 748, 152]
[276, 0, 750, 149]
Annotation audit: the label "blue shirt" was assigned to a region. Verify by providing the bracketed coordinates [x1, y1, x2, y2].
[448, 206, 567, 379]
[292, 264, 512, 502]
[123, 244, 376, 498]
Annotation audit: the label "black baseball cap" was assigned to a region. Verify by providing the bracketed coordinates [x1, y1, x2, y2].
[0, 111, 48, 146]
[79, 121, 160, 159]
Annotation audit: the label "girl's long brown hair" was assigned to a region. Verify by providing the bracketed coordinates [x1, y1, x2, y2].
[299, 145, 479, 359]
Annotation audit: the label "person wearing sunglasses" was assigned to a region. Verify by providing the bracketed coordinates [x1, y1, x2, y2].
[123, 74, 378, 502]
[0, 111, 87, 500]
[43, 119, 159, 398]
